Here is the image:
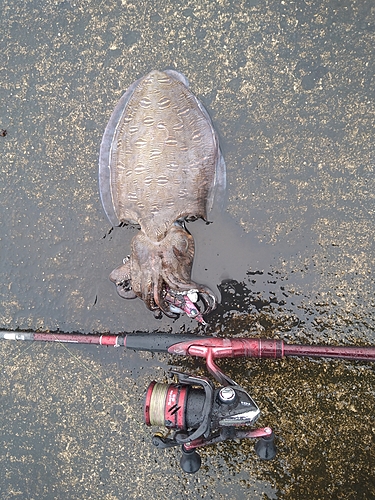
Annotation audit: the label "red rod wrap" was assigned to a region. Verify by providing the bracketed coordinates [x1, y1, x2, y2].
[33, 333, 102, 344]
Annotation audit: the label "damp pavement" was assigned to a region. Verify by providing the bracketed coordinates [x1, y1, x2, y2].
[0, 0, 374, 498]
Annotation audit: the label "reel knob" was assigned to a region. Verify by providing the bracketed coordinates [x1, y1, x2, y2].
[255, 432, 277, 460]
[180, 446, 201, 473]
[218, 386, 236, 404]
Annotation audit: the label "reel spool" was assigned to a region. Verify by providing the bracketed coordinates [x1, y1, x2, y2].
[144, 381, 206, 430]
[143, 371, 276, 473]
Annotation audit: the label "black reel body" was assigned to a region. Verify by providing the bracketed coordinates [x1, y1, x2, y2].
[144, 371, 276, 472]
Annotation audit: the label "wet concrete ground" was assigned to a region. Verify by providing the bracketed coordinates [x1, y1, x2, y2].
[1, 0, 375, 498]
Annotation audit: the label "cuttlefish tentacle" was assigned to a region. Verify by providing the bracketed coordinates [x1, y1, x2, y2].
[109, 224, 217, 320]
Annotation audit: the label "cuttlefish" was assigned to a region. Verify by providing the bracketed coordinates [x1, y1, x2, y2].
[99, 69, 225, 322]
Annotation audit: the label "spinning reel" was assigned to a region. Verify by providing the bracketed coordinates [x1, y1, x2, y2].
[3, 330, 375, 473]
[144, 370, 275, 473]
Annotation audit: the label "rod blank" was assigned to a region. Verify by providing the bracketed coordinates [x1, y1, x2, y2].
[1, 330, 375, 362]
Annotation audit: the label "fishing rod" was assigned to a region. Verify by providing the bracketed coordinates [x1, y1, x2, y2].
[2, 330, 375, 473]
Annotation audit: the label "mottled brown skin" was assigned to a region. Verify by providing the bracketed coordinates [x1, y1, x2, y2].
[109, 224, 215, 317]
[99, 70, 224, 319]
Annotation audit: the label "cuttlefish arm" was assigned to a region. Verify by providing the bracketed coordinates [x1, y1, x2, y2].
[109, 224, 216, 322]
